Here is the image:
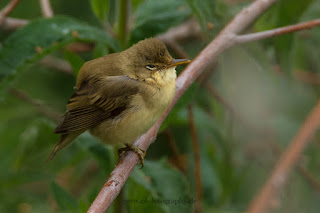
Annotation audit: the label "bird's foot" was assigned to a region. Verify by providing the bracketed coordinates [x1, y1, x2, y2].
[118, 143, 146, 169]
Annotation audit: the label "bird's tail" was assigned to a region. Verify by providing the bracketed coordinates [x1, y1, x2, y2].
[44, 132, 82, 166]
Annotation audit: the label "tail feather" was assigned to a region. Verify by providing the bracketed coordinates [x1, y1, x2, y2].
[44, 132, 82, 166]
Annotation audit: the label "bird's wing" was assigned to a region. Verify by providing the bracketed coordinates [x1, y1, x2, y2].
[54, 76, 139, 134]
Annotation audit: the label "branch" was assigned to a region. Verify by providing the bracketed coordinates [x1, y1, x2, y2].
[235, 19, 320, 44]
[88, 0, 279, 212]
[0, 0, 21, 19]
[40, 0, 54, 18]
[188, 105, 203, 213]
[0, 17, 28, 30]
[118, 0, 129, 47]
[247, 99, 320, 213]
[40, 56, 73, 75]
[9, 88, 62, 123]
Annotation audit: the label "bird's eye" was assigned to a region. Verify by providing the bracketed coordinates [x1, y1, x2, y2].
[146, 64, 156, 70]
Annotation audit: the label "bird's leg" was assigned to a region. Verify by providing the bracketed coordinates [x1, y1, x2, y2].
[118, 143, 146, 168]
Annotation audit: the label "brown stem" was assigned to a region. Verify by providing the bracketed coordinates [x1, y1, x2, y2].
[188, 105, 203, 213]
[164, 128, 186, 173]
[40, 0, 54, 17]
[9, 88, 62, 123]
[0, 17, 28, 30]
[247, 99, 320, 213]
[40, 56, 73, 75]
[0, 0, 21, 19]
[235, 19, 320, 44]
[87, 0, 280, 212]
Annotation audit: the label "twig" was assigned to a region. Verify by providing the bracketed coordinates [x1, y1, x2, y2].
[157, 19, 202, 43]
[40, 0, 54, 18]
[40, 56, 73, 75]
[9, 88, 62, 123]
[88, 0, 280, 212]
[0, 0, 21, 19]
[164, 128, 187, 173]
[188, 105, 203, 213]
[297, 165, 320, 192]
[0, 17, 28, 30]
[158, 19, 201, 59]
[235, 19, 320, 44]
[247, 99, 320, 213]
[118, 0, 129, 47]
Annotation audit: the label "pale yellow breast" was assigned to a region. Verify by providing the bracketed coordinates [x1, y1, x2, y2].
[90, 67, 176, 145]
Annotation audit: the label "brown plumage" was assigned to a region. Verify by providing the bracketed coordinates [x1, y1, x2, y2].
[46, 38, 190, 164]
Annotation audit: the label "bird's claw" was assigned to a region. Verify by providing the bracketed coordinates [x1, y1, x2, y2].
[118, 143, 146, 169]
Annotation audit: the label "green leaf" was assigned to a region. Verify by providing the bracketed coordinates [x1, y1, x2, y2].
[142, 160, 193, 213]
[131, 0, 191, 43]
[0, 16, 120, 90]
[50, 181, 78, 211]
[125, 169, 168, 213]
[186, 0, 227, 33]
[255, 0, 314, 74]
[93, 42, 109, 58]
[64, 51, 85, 76]
[90, 0, 110, 21]
[132, 0, 145, 11]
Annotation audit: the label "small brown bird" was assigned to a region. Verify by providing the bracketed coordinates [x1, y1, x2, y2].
[46, 38, 190, 166]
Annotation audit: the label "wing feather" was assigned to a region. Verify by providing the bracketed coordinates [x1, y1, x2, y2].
[54, 76, 139, 134]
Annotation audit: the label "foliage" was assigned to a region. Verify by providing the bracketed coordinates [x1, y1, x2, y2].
[1, 0, 320, 213]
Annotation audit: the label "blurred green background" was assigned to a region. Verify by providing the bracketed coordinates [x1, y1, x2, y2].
[1, 0, 320, 212]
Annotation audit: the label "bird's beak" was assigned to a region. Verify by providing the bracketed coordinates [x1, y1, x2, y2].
[168, 59, 191, 67]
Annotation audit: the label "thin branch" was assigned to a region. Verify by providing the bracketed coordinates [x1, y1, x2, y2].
[164, 128, 187, 173]
[0, 17, 28, 30]
[158, 19, 202, 42]
[40, 56, 73, 75]
[235, 19, 320, 44]
[158, 19, 201, 59]
[88, 0, 279, 212]
[188, 105, 203, 213]
[247, 99, 320, 213]
[118, 0, 129, 47]
[9, 88, 62, 123]
[40, 0, 54, 18]
[297, 165, 320, 192]
[0, 0, 21, 19]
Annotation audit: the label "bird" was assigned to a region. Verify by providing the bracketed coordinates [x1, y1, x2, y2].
[46, 38, 190, 167]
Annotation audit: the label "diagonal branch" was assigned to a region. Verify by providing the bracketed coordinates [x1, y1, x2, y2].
[0, 0, 21, 19]
[40, 0, 54, 17]
[247, 99, 320, 213]
[87, 0, 279, 212]
[235, 19, 320, 44]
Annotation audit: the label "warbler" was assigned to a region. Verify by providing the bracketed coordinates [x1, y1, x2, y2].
[47, 38, 190, 166]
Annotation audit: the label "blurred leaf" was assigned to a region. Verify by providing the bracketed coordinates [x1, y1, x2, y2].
[50, 181, 78, 211]
[255, 0, 314, 74]
[75, 132, 115, 172]
[132, 0, 145, 10]
[142, 160, 193, 213]
[90, 0, 110, 21]
[131, 0, 191, 43]
[186, 0, 226, 33]
[64, 51, 85, 76]
[0, 16, 120, 90]
[125, 168, 168, 212]
[93, 42, 109, 58]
